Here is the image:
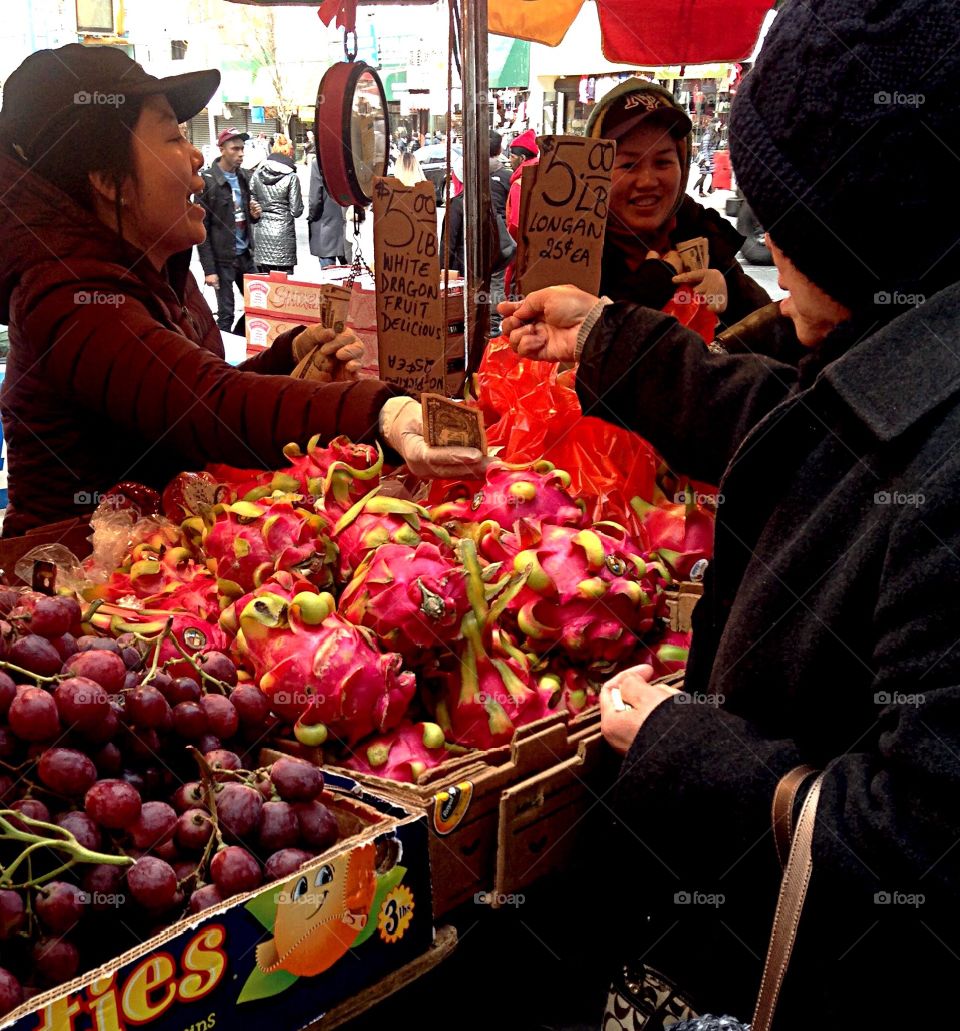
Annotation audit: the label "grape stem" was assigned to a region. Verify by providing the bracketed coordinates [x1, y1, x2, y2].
[136, 621, 169, 688]
[0, 659, 60, 684]
[163, 634, 229, 695]
[184, 746, 224, 892]
[0, 810, 133, 888]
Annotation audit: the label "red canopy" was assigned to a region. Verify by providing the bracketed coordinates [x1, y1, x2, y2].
[488, 0, 774, 64]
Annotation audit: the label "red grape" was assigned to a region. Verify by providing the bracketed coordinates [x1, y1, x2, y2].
[294, 801, 339, 851]
[63, 649, 126, 693]
[204, 749, 242, 777]
[171, 701, 207, 739]
[200, 695, 239, 740]
[210, 846, 261, 896]
[230, 683, 271, 727]
[176, 808, 213, 851]
[9, 634, 62, 677]
[37, 747, 97, 796]
[122, 726, 161, 764]
[76, 636, 120, 654]
[85, 779, 142, 830]
[0, 672, 16, 718]
[35, 880, 85, 932]
[0, 967, 23, 1018]
[215, 783, 262, 840]
[0, 589, 19, 615]
[170, 676, 201, 704]
[198, 652, 237, 685]
[32, 937, 80, 984]
[0, 890, 25, 939]
[0, 727, 19, 760]
[271, 757, 323, 802]
[121, 647, 143, 671]
[92, 741, 123, 776]
[252, 770, 273, 800]
[56, 810, 102, 852]
[7, 687, 60, 741]
[258, 800, 299, 852]
[264, 848, 314, 882]
[54, 676, 109, 731]
[128, 801, 177, 851]
[8, 798, 51, 830]
[27, 597, 73, 639]
[152, 838, 180, 863]
[60, 596, 82, 633]
[51, 632, 79, 662]
[125, 684, 169, 727]
[172, 781, 205, 813]
[188, 883, 224, 914]
[196, 733, 221, 755]
[81, 863, 124, 909]
[127, 857, 178, 910]
[79, 706, 119, 745]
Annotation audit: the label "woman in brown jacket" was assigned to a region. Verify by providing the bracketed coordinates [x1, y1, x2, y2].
[0, 46, 484, 535]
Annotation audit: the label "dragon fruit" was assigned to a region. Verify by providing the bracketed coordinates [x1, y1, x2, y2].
[341, 721, 450, 783]
[432, 612, 553, 749]
[480, 519, 659, 669]
[338, 541, 470, 662]
[538, 665, 602, 715]
[635, 628, 692, 679]
[281, 434, 383, 515]
[432, 459, 585, 531]
[202, 495, 335, 596]
[231, 580, 415, 745]
[332, 487, 452, 583]
[631, 487, 714, 580]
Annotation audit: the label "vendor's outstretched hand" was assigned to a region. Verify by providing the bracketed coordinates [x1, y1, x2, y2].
[498, 285, 599, 362]
[672, 268, 729, 313]
[599, 664, 682, 755]
[379, 397, 491, 479]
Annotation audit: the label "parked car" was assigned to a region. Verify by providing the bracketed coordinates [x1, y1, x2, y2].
[416, 143, 462, 205]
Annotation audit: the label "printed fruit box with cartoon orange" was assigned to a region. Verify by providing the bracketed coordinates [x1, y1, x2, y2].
[0, 774, 433, 1031]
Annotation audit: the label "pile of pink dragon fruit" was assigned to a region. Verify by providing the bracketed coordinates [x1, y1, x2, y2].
[77, 436, 712, 784]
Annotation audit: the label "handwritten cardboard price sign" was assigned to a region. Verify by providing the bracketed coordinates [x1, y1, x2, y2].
[373, 177, 446, 394]
[516, 135, 616, 296]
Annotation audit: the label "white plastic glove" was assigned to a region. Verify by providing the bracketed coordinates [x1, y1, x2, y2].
[378, 397, 490, 479]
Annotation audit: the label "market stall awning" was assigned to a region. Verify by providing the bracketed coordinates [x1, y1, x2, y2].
[489, 0, 774, 64]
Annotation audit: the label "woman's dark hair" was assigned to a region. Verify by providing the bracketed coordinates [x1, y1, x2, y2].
[28, 98, 144, 235]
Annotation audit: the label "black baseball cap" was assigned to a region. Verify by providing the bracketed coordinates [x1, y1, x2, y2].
[0, 44, 220, 162]
[586, 79, 692, 142]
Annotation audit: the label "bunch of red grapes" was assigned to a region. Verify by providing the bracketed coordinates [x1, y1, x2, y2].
[0, 589, 339, 1018]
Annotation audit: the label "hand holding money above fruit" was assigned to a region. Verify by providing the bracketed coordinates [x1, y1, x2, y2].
[499, 285, 601, 362]
[291, 325, 364, 382]
[379, 397, 490, 479]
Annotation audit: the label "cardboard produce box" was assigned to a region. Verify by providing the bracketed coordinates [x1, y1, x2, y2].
[0, 774, 433, 1031]
[243, 272, 351, 355]
[279, 712, 594, 917]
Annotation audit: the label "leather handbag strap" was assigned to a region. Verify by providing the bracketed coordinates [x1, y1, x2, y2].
[772, 764, 818, 869]
[752, 768, 825, 1031]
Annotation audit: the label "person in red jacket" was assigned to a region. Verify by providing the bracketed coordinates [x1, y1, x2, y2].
[0, 46, 486, 535]
[503, 129, 539, 299]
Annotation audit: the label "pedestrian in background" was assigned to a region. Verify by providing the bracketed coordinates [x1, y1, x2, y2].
[488, 130, 513, 334]
[394, 151, 426, 187]
[249, 134, 303, 275]
[694, 119, 719, 196]
[307, 155, 347, 269]
[197, 128, 262, 331]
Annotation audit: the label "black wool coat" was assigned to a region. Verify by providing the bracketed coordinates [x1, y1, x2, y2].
[576, 284, 960, 1028]
[196, 160, 259, 273]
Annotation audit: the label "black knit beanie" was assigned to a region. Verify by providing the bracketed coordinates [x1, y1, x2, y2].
[730, 0, 960, 313]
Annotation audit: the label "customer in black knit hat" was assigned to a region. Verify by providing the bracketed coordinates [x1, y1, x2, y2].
[498, 1, 960, 1027]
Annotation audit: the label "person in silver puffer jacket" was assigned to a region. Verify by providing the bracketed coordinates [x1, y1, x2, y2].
[249, 136, 303, 273]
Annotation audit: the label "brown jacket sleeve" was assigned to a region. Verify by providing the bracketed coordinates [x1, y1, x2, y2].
[23, 283, 398, 471]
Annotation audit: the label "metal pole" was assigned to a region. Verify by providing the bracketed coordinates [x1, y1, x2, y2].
[460, 0, 490, 375]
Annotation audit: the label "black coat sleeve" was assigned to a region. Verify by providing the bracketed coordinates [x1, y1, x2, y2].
[575, 302, 798, 484]
[196, 175, 216, 275]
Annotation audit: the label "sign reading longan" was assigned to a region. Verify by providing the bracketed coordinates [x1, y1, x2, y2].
[373, 178, 446, 394]
[516, 135, 616, 296]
